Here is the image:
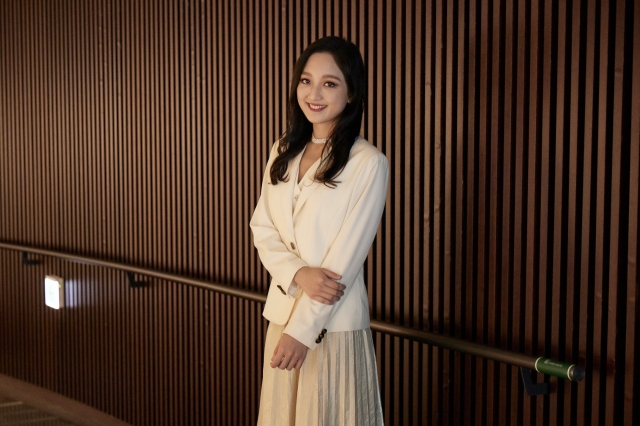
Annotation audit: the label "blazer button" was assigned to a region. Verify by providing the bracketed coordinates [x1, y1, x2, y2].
[277, 285, 286, 295]
[316, 338, 321, 344]
[290, 242, 296, 250]
[321, 329, 327, 335]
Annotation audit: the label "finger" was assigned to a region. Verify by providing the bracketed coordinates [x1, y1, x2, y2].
[313, 295, 335, 305]
[321, 288, 343, 300]
[278, 356, 291, 370]
[321, 269, 342, 280]
[271, 356, 283, 369]
[270, 347, 284, 368]
[325, 286, 344, 297]
[296, 351, 307, 369]
[271, 344, 281, 363]
[325, 280, 346, 292]
[312, 293, 340, 305]
[285, 356, 298, 371]
[270, 355, 281, 368]
[277, 350, 294, 370]
[295, 353, 306, 369]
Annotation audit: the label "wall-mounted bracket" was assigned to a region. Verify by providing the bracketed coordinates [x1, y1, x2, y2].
[126, 271, 144, 288]
[22, 252, 38, 265]
[520, 367, 549, 396]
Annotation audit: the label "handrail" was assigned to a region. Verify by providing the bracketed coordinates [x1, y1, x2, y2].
[0, 241, 585, 395]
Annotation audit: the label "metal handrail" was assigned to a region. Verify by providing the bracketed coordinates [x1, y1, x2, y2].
[0, 241, 585, 395]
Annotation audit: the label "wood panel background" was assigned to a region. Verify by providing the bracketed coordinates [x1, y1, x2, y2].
[1, 0, 639, 425]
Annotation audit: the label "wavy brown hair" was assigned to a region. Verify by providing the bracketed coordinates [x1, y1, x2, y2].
[269, 36, 366, 187]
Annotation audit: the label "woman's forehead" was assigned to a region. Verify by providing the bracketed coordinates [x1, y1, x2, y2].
[302, 53, 345, 80]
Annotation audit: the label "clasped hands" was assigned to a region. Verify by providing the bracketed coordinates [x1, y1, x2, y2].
[270, 266, 345, 371]
[293, 266, 345, 305]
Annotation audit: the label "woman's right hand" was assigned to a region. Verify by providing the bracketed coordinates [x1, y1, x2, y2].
[293, 267, 346, 305]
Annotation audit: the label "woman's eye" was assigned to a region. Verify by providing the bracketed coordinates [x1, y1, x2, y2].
[324, 82, 336, 87]
[300, 78, 310, 84]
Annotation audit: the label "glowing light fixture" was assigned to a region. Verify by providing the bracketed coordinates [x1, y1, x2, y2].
[44, 275, 64, 309]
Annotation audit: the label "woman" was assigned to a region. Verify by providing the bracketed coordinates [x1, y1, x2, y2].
[250, 36, 387, 425]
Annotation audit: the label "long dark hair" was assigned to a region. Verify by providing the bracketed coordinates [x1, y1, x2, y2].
[269, 36, 366, 187]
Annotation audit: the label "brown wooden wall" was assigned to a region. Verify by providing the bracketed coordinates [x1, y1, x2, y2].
[1, 0, 639, 425]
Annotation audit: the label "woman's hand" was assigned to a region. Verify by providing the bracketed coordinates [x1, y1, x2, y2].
[293, 266, 346, 304]
[270, 334, 308, 370]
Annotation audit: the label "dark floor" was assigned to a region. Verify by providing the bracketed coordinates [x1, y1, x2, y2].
[0, 394, 76, 425]
[0, 375, 130, 426]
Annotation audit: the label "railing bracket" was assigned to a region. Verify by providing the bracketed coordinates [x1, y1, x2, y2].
[22, 251, 38, 265]
[126, 271, 144, 288]
[520, 367, 549, 396]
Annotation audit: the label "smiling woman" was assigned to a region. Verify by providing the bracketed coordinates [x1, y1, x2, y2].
[250, 36, 387, 426]
[294, 52, 353, 183]
[296, 52, 350, 139]
[267, 37, 368, 190]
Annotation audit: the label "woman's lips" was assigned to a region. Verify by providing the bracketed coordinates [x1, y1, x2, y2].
[307, 103, 326, 112]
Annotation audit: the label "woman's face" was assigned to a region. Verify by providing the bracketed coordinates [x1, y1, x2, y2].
[297, 52, 350, 137]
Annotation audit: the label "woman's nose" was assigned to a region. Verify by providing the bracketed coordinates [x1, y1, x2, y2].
[308, 83, 322, 100]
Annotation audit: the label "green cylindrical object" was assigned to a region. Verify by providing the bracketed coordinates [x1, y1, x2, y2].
[535, 357, 585, 381]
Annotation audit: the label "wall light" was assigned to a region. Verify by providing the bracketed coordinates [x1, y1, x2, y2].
[44, 275, 64, 309]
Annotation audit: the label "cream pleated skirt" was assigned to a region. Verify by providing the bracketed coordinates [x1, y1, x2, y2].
[257, 323, 384, 426]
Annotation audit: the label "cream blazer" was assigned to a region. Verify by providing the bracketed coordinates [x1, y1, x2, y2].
[250, 137, 389, 349]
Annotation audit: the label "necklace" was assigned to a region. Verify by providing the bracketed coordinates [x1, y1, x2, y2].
[311, 134, 327, 144]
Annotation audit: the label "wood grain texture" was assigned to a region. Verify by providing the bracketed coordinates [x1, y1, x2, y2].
[0, 0, 638, 425]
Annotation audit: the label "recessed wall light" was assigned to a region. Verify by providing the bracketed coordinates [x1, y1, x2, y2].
[44, 275, 64, 309]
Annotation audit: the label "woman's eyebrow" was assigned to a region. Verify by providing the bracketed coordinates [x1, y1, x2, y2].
[300, 71, 344, 81]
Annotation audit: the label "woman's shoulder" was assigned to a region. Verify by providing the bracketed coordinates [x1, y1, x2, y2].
[271, 138, 282, 152]
[349, 137, 388, 166]
[266, 138, 284, 160]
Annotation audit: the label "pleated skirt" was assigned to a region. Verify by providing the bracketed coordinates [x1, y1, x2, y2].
[257, 322, 384, 426]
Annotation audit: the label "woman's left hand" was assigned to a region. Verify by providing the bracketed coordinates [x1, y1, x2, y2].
[270, 333, 308, 370]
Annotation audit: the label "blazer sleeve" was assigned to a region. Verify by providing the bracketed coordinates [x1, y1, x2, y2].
[250, 142, 308, 296]
[283, 151, 389, 348]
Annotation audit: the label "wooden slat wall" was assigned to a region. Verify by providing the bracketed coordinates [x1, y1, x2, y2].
[0, 0, 638, 425]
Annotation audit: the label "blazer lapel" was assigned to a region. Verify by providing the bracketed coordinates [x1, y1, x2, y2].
[273, 153, 302, 239]
[293, 161, 322, 218]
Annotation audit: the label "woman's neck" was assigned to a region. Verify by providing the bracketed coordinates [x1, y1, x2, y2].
[312, 123, 333, 139]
